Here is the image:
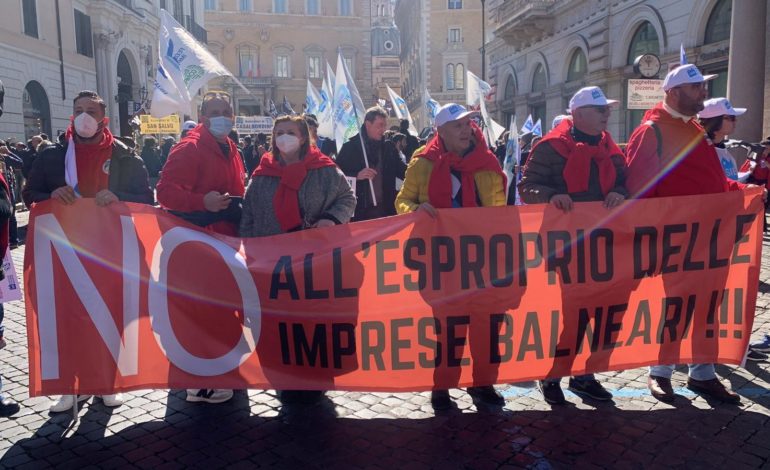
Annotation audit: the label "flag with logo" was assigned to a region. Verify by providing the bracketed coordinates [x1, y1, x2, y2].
[268, 99, 279, 118]
[466, 70, 493, 108]
[151, 9, 238, 118]
[386, 85, 417, 135]
[283, 95, 296, 115]
[503, 116, 521, 202]
[425, 89, 440, 126]
[532, 119, 543, 137]
[306, 80, 322, 115]
[521, 114, 534, 134]
[332, 53, 365, 152]
[317, 78, 334, 139]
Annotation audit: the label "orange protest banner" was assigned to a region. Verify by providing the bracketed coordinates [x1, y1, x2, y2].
[24, 189, 763, 396]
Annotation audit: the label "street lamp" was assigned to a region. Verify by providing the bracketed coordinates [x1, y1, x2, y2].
[481, 0, 486, 81]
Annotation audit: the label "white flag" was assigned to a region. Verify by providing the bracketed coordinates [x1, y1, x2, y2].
[386, 85, 417, 135]
[521, 114, 534, 134]
[326, 61, 337, 94]
[306, 80, 322, 115]
[466, 70, 493, 107]
[317, 77, 334, 139]
[332, 53, 365, 153]
[532, 119, 543, 137]
[503, 116, 521, 201]
[425, 89, 440, 127]
[479, 99, 505, 147]
[151, 9, 238, 118]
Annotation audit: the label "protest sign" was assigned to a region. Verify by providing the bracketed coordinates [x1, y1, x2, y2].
[25, 190, 762, 395]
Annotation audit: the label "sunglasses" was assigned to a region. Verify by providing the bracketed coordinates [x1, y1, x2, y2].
[202, 91, 232, 103]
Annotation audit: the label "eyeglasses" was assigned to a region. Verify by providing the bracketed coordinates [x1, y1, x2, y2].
[722, 115, 737, 122]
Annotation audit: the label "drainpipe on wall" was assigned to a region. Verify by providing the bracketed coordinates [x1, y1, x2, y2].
[55, 0, 66, 100]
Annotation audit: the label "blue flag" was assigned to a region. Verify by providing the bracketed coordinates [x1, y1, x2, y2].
[268, 99, 278, 118]
[680, 44, 687, 65]
[283, 95, 296, 115]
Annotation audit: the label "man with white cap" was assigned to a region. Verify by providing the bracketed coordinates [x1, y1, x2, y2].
[626, 64, 749, 404]
[396, 102, 507, 411]
[698, 98, 749, 182]
[518, 85, 626, 404]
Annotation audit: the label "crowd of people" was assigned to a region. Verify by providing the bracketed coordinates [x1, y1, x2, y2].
[0, 62, 768, 417]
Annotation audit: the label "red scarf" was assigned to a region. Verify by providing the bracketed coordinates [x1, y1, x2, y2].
[252, 146, 337, 232]
[65, 125, 115, 197]
[417, 123, 506, 208]
[536, 119, 621, 196]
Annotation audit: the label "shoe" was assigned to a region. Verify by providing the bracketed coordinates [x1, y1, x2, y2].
[749, 334, 770, 353]
[647, 376, 675, 402]
[747, 349, 768, 361]
[430, 390, 452, 410]
[185, 389, 233, 404]
[0, 396, 19, 417]
[538, 380, 566, 405]
[568, 378, 612, 401]
[49, 394, 92, 413]
[687, 378, 740, 404]
[100, 393, 124, 407]
[467, 385, 505, 405]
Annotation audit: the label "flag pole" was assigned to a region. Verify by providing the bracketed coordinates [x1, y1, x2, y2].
[351, 105, 377, 207]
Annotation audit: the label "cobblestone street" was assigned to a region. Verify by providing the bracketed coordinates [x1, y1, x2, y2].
[0, 212, 768, 469]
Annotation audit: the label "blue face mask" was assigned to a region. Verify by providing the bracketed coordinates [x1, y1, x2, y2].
[207, 116, 233, 138]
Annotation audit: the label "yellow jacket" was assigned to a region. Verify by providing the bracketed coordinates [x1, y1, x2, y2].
[395, 149, 507, 214]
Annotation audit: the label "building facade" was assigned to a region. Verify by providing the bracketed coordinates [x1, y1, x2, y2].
[371, 0, 402, 101]
[486, 0, 768, 143]
[204, 0, 374, 118]
[395, 0, 483, 130]
[0, 0, 206, 141]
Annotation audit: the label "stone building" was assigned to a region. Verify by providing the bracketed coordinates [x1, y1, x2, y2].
[371, 0, 402, 101]
[486, 0, 768, 143]
[204, 0, 375, 117]
[0, 0, 206, 141]
[395, 0, 484, 130]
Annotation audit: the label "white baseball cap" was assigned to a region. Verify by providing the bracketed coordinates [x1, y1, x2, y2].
[698, 97, 747, 119]
[434, 103, 477, 127]
[182, 120, 197, 131]
[662, 64, 717, 91]
[567, 86, 618, 113]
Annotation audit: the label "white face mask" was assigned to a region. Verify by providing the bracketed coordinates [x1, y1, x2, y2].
[207, 116, 233, 138]
[73, 113, 101, 138]
[275, 134, 301, 154]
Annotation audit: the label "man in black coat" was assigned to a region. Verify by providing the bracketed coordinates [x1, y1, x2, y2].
[336, 106, 407, 221]
[399, 119, 420, 162]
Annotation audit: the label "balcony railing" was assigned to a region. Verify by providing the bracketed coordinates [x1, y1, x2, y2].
[493, 0, 556, 48]
[110, 0, 146, 17]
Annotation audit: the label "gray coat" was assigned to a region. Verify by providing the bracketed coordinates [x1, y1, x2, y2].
[240, 166, 356, 237]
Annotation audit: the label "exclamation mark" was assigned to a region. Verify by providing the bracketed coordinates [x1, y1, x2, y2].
[719, 288, 729, 338]
[705, 290, 719, 338]
[733, 288, 743, 339]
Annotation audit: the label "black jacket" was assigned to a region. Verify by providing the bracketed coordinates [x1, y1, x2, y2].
[336, 128, 406, 221]
[22, 138, 154, 207]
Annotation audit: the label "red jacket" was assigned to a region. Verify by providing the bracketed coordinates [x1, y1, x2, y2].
[625, 103, 743, 198]
[157, 124, 245, 235]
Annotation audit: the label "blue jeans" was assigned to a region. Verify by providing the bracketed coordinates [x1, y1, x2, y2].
[544, 374, 594, 385]
[649, 363, 716, 381]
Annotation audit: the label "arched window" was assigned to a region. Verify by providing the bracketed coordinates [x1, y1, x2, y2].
[627, 21, 660, 65]
[705, 0, 732, 44]
[23, 81, 51, 139]
[455, 64, 465, 89]
[567, 49, 587, 82]
[504, 75, 516, 99]
[446, 63, 455, 90]
[531, 64, 546, 92]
